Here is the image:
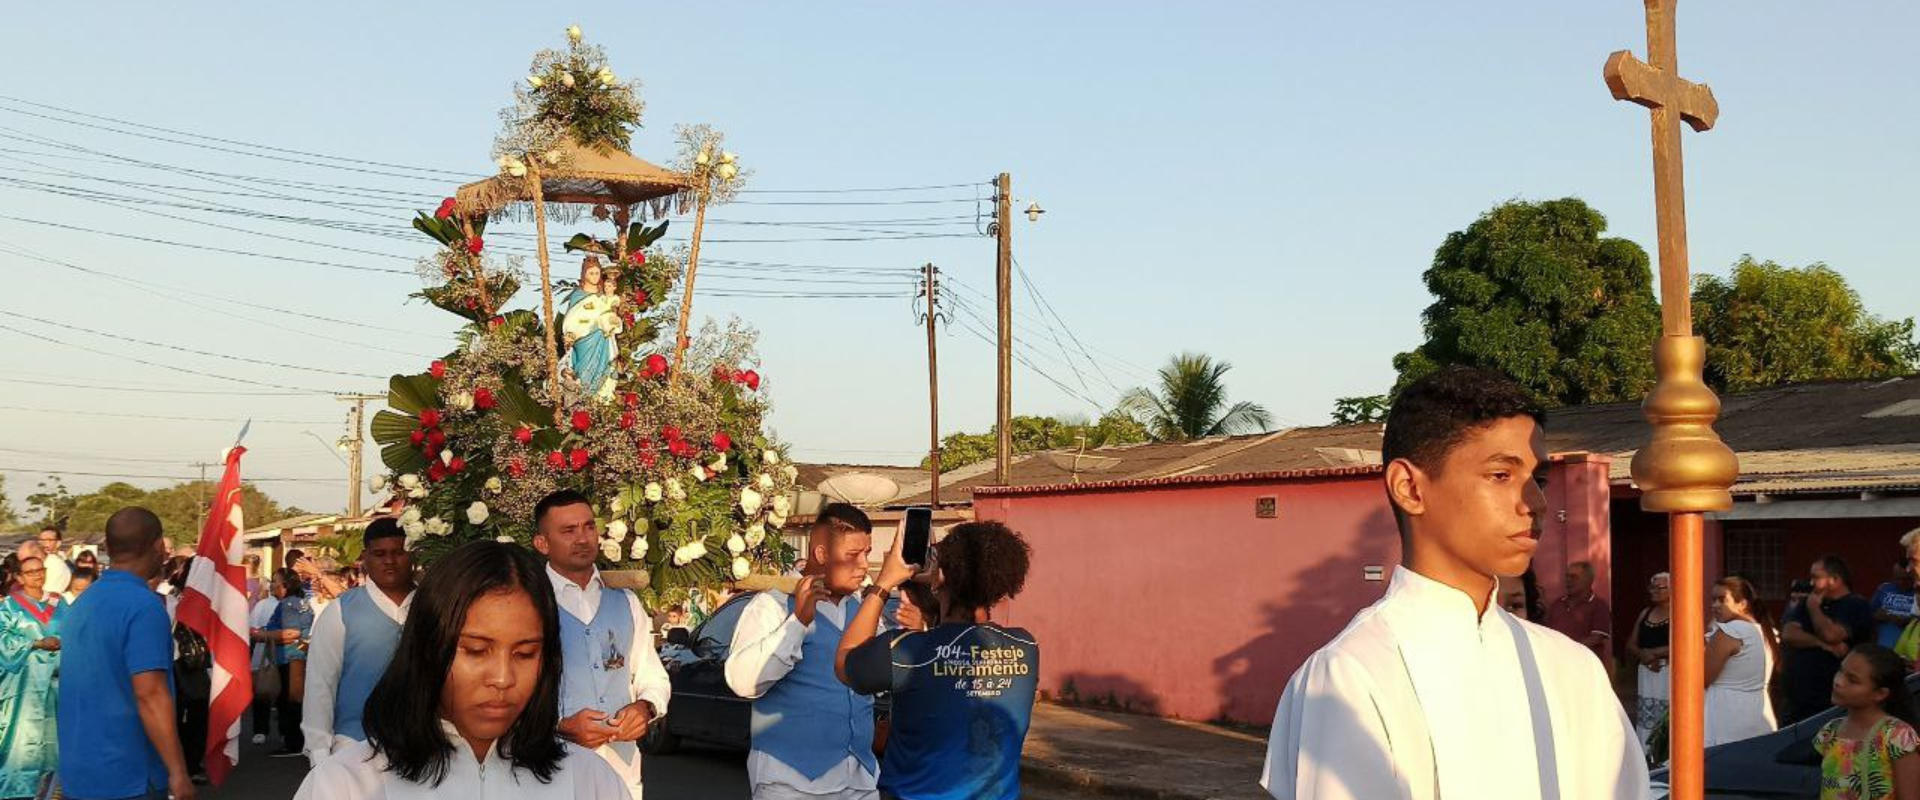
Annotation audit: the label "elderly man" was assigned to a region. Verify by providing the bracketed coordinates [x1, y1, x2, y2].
[1543, 561, 1613, 666]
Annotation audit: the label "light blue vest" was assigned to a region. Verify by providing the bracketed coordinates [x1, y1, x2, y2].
[334, 587, 404, 742]
[750, 592, 878, 779]
[558, 587, 634, 718]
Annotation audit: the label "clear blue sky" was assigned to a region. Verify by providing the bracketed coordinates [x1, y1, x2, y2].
[1, 1, 1915, 516]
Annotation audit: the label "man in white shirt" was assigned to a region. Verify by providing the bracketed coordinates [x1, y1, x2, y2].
[247, 587, 280, 746]
[533, 490, 672, 800]
[303, 519, 417, 766]
[726, 503, 887, 800]
[35, 528, 72, 596]
[1262, 366, 1648, 800]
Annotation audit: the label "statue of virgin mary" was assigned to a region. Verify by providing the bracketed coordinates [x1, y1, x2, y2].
[559, 256, 623, 401]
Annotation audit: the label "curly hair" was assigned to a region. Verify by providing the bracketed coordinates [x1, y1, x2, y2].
[936, 521, 1032, 613]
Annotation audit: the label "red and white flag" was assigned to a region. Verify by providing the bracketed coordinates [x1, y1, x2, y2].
[177, 446, 254, 786]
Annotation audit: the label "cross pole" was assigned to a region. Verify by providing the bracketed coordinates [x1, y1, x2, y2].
[1605, 2, 1739, 798]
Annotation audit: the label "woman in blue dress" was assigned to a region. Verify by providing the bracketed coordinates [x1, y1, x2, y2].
[0, 555, 64, 798]
[264, 568, 315, 759]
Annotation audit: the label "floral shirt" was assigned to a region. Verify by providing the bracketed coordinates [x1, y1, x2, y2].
[1816, 715, 1920, 800]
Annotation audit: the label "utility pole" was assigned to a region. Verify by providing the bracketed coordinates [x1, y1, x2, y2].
[189, 460, 215, 536]
[337, 393, 385, 517]
[919, 263, 944, 506]
[993, 173, 1013, 485]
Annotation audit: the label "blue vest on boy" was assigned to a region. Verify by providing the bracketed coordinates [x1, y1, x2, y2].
[558, 588, 635, 717]
[334, 586, 405, 741]
[749, 592, 878, 779]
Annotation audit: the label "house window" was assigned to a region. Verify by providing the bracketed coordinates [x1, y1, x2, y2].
[1725, 526, 1786, 601]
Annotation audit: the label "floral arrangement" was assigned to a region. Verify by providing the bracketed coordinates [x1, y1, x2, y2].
[371, 26, 795, 603]
[495, 24, 645, 165]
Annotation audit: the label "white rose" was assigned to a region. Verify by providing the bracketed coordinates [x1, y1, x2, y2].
[628, 537, 648, 560]
[689, 464, 707, 483]
[739, 487, 763, 515]
[726, 534, 746, 555]
[601, 540, 622, 561]
[782, 464, 799, 481]
[466, 502, 489, 525]
[509, 162, 527, 178]
[607, 520, 629, 542]
[769, 510, 788, 529]
[687, 540, 708, 560]
[763, 450, 780, 466]
[645, 482, 663, 502]
[671, 544, 693, 567]
[401, 506, 423, 524]
[757, 473, 775, 490]
[368, 477, 387, 493]
[403, 520, 425, 537]
[745, 521, 766, 547]
[561, 72, 576, 88]
[711, 453, 728, 473]
[449, 391, 474, 412]
[408, 486, 429, 499]
[440, 449, 455, 467]
[772, 494, 791, 516]
[666, 479, 686, 500]
[720, 151, 737, 165]
[716, 162, 739, 181]
[398, 473, 421, 489]
[527, 75, 544, 89]
[609, 495, 625, 514]
[495, 535, 516, 544]
[484, 476, 503, 494]
[731, 557, 750, 581]
[566, 24, 582, 41]
[496, 156, 512, 170]
[425, 517, 448, 536]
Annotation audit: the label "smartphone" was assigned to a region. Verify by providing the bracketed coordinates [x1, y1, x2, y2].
[900, 506, 933, 567]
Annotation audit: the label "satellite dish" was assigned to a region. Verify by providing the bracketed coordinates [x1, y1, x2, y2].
[1041, 450, 1122, 474]
[817, 473, 902, 506]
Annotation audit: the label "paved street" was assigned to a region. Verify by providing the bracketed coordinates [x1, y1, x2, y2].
[208, 717, 751, 799]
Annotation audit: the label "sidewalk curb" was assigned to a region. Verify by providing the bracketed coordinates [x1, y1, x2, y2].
[1022, 757, 1215, 800]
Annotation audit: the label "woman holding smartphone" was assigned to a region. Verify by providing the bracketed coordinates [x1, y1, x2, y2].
[295, 540, 623, 798]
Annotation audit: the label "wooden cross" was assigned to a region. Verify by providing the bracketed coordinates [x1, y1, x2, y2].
[1604, 0, 1718, 337]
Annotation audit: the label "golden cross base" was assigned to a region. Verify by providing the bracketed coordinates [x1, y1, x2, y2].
[1629, 336, 1739, 513]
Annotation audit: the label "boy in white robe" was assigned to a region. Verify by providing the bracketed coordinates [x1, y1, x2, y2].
[1261, 366, 1649, 800]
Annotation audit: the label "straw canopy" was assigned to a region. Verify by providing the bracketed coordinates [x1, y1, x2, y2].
[455, 139, 695, 216]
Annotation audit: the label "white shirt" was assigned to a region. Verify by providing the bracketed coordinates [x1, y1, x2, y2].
[305, 586, 417, 765]
[41, 552, 71, 595]
[250, 597, 281, 670]
[724, 589, 881, 795]
[1262, 566, 1648, 800]
[294, 721, 628, 800]
[545, 565, 673, 800]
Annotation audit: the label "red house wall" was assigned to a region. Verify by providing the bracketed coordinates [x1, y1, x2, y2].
[975, 475, 1401, 725]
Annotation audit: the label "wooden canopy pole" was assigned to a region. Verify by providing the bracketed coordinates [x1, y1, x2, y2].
[1605, 2, 1739, 798]
[526, 162, 564, 421]
[672, 187, 710, 376]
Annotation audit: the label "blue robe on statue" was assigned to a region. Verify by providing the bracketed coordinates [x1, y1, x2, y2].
[0, 591, 63, 798]
[559, 286, 620, 401]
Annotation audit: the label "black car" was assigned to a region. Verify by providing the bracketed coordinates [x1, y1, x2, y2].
[1648, 674, 1920, 799]
[643, 591, 757, 754]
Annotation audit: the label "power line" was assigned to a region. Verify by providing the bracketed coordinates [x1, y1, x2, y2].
[0, 376, 313, 397]
[1, 309, 388, 379]
[0, 321, 348, 394]
[0, 465, 342, 484]
[738, 182, 986, 194]
[0, 213, 414, 275]
[0, 405, 336, 425]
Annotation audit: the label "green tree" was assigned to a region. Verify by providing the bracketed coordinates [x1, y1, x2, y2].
[1120, 352, 1273, 441]
[44, 480, 297, 543]
[1331, 395, 1390, 425]
[1392, 198, 1660, 406]
[0, 475, 17, 531]
[1694, 257, 1920, 392]
[922, 410, 1151, 470]
[25, 476, 74, 530]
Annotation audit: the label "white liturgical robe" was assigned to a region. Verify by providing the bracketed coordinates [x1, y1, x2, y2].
[294, 722, 628, 800]
[1262, 566, 1649, 800]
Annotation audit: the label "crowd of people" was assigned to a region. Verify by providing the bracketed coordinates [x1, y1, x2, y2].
[0, 491, 1039, 800]
[1261, 366, 1920, 800]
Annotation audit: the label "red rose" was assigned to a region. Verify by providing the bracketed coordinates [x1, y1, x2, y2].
[643, 353, 668, 378]
[640, 452, 657, 468]
[449, 456, 467, 473]
[473, 388, 496, 410]
[633, 290, 650, 306]
[740, 370, 761, 391]
[514, 425, 533, 445]
[435, 198, 457, 219]
[571, 410, 592, 432]
[712, 432, 732, 452]
[637, 438, 654, 451]
[630, 250, 646, 265]
[409, 430, 426, 447]
[569, 448, 591, 471]
[622, 391, 639, 408]
[467, 237, 484, 255]
[427, 429, 447, 448]
[619, 310, 636, 328]
[546, 451, 566, 470]
[508, 458, 527, 478]
[663, 425, 682, 442]
[427, 463, 448, 482]
[619, 411, 636, 430]
[429, 361, 446, 380]
[713, 366, 734, 383]
[488, 315, 505, 331]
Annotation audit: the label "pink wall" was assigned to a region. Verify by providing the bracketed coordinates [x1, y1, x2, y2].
[978, 461, 1602, 725]
[978, 475, 1401, 725]
[1533, 454, 1617, 607]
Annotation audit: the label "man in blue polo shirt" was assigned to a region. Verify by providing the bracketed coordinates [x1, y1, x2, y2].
[58, 506, 195, 800]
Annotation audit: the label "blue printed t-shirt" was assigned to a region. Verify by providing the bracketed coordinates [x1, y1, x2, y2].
[847, 622, 1040, 800]
[270, 595, 314, 664]
[57, 568, 175, 799]
[1871, 581, 1917, 648]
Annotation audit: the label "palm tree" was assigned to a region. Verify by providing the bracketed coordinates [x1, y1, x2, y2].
[1120, 353, 1275, 441]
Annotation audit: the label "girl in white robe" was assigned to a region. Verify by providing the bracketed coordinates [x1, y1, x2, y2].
[295, 542, 626, 799]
